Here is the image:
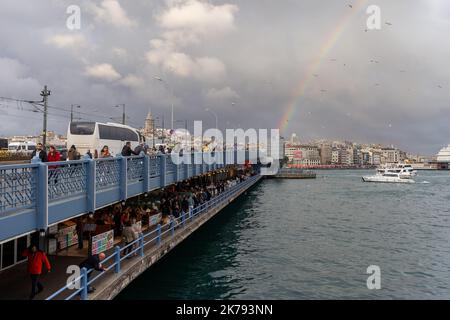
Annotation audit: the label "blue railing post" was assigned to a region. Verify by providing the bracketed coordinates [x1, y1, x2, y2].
[170, 220, 175, 236]
[139, 233, 144, 257]
[37, 163, 48, 232]
[81, 267, 88, 300]
[118, 155, 127, 201]
[86, 159, 96, 213]
[143, 155, 150, 192]
[160, 155, 166, 187]
[114, 246, 121, 273]
[157, 224, 162, 245]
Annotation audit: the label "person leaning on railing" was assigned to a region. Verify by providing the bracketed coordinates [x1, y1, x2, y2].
[100, 145, 112, 158]
[78, 253, 106, 294]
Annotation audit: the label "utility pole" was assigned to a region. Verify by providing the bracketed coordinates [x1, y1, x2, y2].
[114, 104, 126, 125]
[162, 115, 165, 144]
[122, 104, 126, 125]
[40, 86, 51, 147]
[71, 104, 80, 122]
[151, 118, 156, 148]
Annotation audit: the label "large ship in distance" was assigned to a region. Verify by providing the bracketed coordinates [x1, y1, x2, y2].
[436, 145, 450, 162]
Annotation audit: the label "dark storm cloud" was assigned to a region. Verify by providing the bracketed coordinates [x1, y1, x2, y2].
[0, 0, 449, 155]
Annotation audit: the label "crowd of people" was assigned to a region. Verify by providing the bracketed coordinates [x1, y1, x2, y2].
[30, 135, 227, 163]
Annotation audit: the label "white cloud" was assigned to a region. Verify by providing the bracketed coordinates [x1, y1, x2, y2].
[158, 0, 238, 37]
[112, 47, 128, 58]
[85, 63, 121, 81]
[88, 0, 137, 28]
[46, 34, 87, 49]
[205, 86, 239, 101]
[120, 74, 145, 87]
[146, 0, 237, 80]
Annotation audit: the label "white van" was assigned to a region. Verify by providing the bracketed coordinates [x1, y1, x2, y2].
[8, 142, 37, 154]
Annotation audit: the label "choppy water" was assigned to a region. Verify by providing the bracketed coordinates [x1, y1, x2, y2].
[117, 170, 450, 299]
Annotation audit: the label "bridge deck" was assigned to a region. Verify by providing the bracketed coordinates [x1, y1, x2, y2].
[0, 151, 257, 243]
[0, 175, 261, 300]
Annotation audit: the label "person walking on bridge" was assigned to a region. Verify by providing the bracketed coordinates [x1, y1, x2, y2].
[22, 245, 51, 300]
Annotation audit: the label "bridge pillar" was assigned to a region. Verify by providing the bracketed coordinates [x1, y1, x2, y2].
[184, 162, 189, 180]
[37, 163, 48, 232]
[118, 156, 127, 201]
[160, 155, 166, 187]
[143, 156, 150, 192]
[86, 159, 96, 213]
[174, 157, 179, 182]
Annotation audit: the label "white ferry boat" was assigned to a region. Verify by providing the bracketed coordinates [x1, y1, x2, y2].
[362, 164, 416, 183]
[436, 145, 450, 162]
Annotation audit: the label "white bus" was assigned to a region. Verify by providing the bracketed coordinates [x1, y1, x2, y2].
[67, 122, 144, 157]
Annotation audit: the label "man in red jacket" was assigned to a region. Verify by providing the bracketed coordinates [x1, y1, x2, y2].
[22, 245, 51, 300]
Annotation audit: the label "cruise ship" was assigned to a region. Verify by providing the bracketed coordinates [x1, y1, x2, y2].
[436, 145, 450, 162]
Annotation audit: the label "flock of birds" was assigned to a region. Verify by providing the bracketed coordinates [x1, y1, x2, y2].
[312, 4, 445, 94]
[283, 4, 445, 125]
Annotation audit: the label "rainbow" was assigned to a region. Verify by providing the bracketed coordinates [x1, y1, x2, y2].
[278, 0, 368, 133]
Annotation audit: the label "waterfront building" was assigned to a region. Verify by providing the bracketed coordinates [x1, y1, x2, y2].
[319, 144, 332, 165]
[284, 143, 321, 166]
[381, 147, 400, 164]
[331, 149, 341, 165]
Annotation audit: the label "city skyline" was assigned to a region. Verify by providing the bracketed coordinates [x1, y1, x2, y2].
[0, 0, 449, 155]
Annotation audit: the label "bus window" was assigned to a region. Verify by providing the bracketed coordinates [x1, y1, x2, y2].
[70, 122, 96, 135]
[99, 124, 138, 142]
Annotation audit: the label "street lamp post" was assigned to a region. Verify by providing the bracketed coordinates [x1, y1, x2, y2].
[154, 76, 174, 130]
[114, 104, 126, 125]
[205, 108, 218, 130]
[71, 105, 81, 122]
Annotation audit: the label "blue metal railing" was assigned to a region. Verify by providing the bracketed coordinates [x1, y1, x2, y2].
[0, 150, 260, 243]
[45, 174, 260, 300]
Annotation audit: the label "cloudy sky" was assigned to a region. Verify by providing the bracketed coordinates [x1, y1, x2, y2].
[0, 0, 449, 154]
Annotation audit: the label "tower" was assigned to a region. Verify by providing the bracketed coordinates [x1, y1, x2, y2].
[144, 109, 154, 137]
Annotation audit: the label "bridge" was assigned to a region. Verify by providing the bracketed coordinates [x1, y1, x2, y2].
[0, 150, 259, 244]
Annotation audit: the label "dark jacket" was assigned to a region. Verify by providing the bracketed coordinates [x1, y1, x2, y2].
[31, 150, 48, 162]
[121, 145, 138, 157]
[68, 149, 81, 160]
[79, 254, 103, 271]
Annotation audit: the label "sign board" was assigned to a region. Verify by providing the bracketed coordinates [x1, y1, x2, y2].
[91, 230, 114, 255]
